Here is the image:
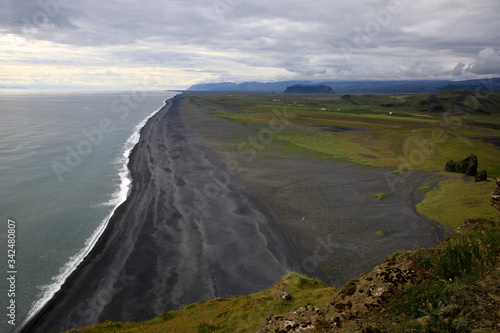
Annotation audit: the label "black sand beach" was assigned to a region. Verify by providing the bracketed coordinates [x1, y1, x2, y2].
[178, 94, 446, 285]
[18, 94, 445, 332]
[17, 96, 298, 333]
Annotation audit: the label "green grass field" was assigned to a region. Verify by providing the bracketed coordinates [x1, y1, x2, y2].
[416, 174, 499, 227]
[187, 91, 500, 227]
[188, 92, 500, 174]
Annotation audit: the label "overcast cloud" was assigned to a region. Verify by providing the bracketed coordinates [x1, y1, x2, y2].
[1, 0, 499, 89]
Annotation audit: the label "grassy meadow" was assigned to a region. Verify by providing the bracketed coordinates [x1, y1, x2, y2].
[185, 91, 500, 227]
[186, 91, 500, 173]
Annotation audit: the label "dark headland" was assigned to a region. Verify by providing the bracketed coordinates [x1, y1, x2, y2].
[283, 84, 334, 94]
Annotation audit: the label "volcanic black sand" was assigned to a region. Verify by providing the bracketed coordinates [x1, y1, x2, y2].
[177, 93, 445, 285]
[18, 94, 445, 333]
[17, 96, 299, 333]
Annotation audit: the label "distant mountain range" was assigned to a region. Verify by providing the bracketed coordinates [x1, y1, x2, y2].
[187, 78, 500, 94]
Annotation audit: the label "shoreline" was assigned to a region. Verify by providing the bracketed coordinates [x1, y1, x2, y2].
[15, 101, 173, 333]
[17, 99, 171, 332]
[17, 95, 298, 332]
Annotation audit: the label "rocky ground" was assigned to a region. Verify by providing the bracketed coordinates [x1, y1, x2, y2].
[259, 252, 500, 332]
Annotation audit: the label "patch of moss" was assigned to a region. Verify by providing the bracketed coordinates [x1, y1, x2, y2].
[376, 193, 389, 200]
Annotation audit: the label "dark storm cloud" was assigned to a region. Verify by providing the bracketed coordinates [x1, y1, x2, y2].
[1, 0, 499, 87]
[1, 0, 79, 33]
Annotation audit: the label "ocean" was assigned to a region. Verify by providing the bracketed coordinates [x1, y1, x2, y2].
[0, 90, 177, 333]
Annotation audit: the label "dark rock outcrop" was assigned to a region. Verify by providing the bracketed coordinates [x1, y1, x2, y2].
[473, 108, 490, 115]
[259, 246, 500, 332]
[340, 94, 359, 104]
[259, 252, 418, 332]
[475, 170, 487, 182]
[489, 178, 500, 211]
[445, 154, 478, 176]
[283, 84, 334, 94]
[430, 105, 444, 112]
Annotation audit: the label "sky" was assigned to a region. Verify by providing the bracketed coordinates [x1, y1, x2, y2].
[1, 0, 500, 89]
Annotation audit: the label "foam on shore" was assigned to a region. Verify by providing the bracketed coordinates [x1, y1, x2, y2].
[15, 98, 174, 333]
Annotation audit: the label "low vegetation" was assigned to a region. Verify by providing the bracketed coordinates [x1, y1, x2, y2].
[380, 222, 500, 332]
[186, 91, 500, 176]
[66, 273, 336, 333]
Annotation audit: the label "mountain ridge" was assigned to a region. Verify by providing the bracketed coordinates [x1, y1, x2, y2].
[188, 78, 500, 94]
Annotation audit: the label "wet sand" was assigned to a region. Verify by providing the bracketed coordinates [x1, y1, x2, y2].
[17, 96, 299, 333]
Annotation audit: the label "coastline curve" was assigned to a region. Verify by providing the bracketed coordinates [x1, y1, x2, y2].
[16, 94, 296, 332]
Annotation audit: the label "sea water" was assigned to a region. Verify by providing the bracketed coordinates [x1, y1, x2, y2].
[0, 90, 177, 333]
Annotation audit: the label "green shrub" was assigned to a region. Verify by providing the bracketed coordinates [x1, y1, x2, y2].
[452, 317, 470, 333]
[384, 225, 500, 332]
[387, 279, 446, 319]
[186, 303, 197, 310]
[431, 228, 500, 282]
[160, 311, 176, 321]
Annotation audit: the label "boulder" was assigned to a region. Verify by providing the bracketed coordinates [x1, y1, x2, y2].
[445, 154, 478, 176]
[475, 170, 487, 182]
[278, 291, 292, 301]
[326, 253, 416, 313]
